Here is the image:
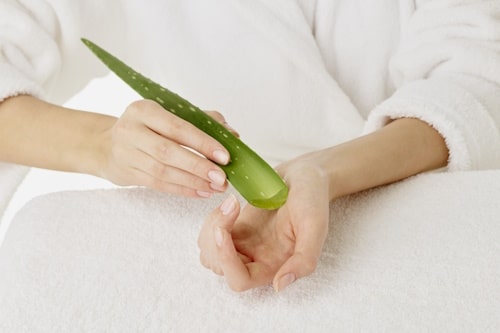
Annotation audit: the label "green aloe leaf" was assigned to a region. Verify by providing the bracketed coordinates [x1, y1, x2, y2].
[82, 38, 288, 209]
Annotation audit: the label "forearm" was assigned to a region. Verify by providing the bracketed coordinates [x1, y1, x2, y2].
[0, 95, 116, 175]
[320, 118, 449, 200]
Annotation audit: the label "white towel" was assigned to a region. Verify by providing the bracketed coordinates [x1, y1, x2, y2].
[2, 0, 500, 217]
[0, 162, 28, 224]
[1, 2, 500, 330]
[1, 171, 499, 332]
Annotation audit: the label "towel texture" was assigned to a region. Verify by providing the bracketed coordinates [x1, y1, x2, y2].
[1, 1, 500, 330]
[2, 1, 500, 215]
[1, 171, 499, 332]
[0, 162, 28, 223]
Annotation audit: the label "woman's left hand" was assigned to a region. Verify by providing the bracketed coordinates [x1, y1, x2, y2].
[198, 118, 450, 292]
[197, 154, 331, 292]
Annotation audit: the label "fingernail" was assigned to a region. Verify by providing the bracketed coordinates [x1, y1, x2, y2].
[220, 195, 236, 216]
[208, 170, 226, 186]
[215, 227, 223, 247]
[276, 273, 296, 292]
[213, 150, 230, 165]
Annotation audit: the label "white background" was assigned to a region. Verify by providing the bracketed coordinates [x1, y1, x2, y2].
[0, 74, 137, 243]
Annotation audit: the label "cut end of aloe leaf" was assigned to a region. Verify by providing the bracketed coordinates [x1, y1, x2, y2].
[247, 185, 289, 210]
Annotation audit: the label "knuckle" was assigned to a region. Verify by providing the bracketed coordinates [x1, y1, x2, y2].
[191, 158, 211, 178]
[126, 99, 151, 116]
[112, 117, 133, 138]
[127, 99, 167, 121]
[167, 116, 186, 134]
[154, 140, 171, 159]
[150, 162, 169, 179]
[146, 177, 164, 191]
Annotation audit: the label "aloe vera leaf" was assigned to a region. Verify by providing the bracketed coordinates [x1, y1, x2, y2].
[81, 38, 288, 209]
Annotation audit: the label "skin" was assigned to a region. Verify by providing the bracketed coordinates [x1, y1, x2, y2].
[197, 117, 449, 292]
[0, 95, 448, 293]
[0, 95, 233, 198]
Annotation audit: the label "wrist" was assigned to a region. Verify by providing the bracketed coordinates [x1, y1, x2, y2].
[74, 114, 116, 178]
[312, 147, 351, 201]
[278, 148, 346, 202]
[314, 118, 449, 202]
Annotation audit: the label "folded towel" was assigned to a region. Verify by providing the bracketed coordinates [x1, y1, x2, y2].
[1, 171, 499, 332]
[1, 2, 499, 330]
[0, 162, 28, 225]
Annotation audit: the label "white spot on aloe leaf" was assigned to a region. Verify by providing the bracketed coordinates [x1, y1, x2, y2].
[156, 97, 165, 104]
[189, 106, 196, 112]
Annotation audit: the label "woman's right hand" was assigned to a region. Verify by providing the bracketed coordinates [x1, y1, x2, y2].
[99, 99, 234, 198]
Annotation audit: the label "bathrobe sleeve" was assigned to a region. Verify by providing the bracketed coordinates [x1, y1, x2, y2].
[0, 0, 126, 104]
[0, 0, 126, 219]
[0, 0, 58, 102]
[364, 0, 500, 171]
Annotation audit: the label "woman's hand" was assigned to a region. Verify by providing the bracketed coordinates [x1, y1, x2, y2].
[99, 99, 236, 198]
[0, 95, 238, 198]
[197, 118, 449, 292]
[198, 155, 330, 292]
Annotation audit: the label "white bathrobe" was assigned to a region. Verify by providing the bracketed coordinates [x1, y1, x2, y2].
[1, 1, 500, 207]
[1, 1, 500, 331]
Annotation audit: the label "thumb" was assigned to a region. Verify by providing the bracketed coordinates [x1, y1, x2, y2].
[272, 210, 328, 292]
[272, 252, 320, 293]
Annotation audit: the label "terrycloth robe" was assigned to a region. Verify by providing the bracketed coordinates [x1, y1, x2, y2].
[0, 1, 500, 331]
[1, 0, 500, 216]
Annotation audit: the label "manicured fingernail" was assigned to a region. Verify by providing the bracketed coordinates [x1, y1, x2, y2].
[208, 170, 226, 186]
[213, 150, 230, 165]
[215, 227, 223, 247]
[220, 195, 236, 215]
[276, 273, 296, 292]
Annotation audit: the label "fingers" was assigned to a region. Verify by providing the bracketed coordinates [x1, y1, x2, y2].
[206, 110, 240, 138]
[273, 205, 329, 292]
[198, 195, 270, 291]
[130, 127, 228, 193]
[128, 100, 230, 165]
[216, 227, 272, 292]
[111, 100, 240, 195]
[198, 195, 241, 275]
[212, 195, 272, 291]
